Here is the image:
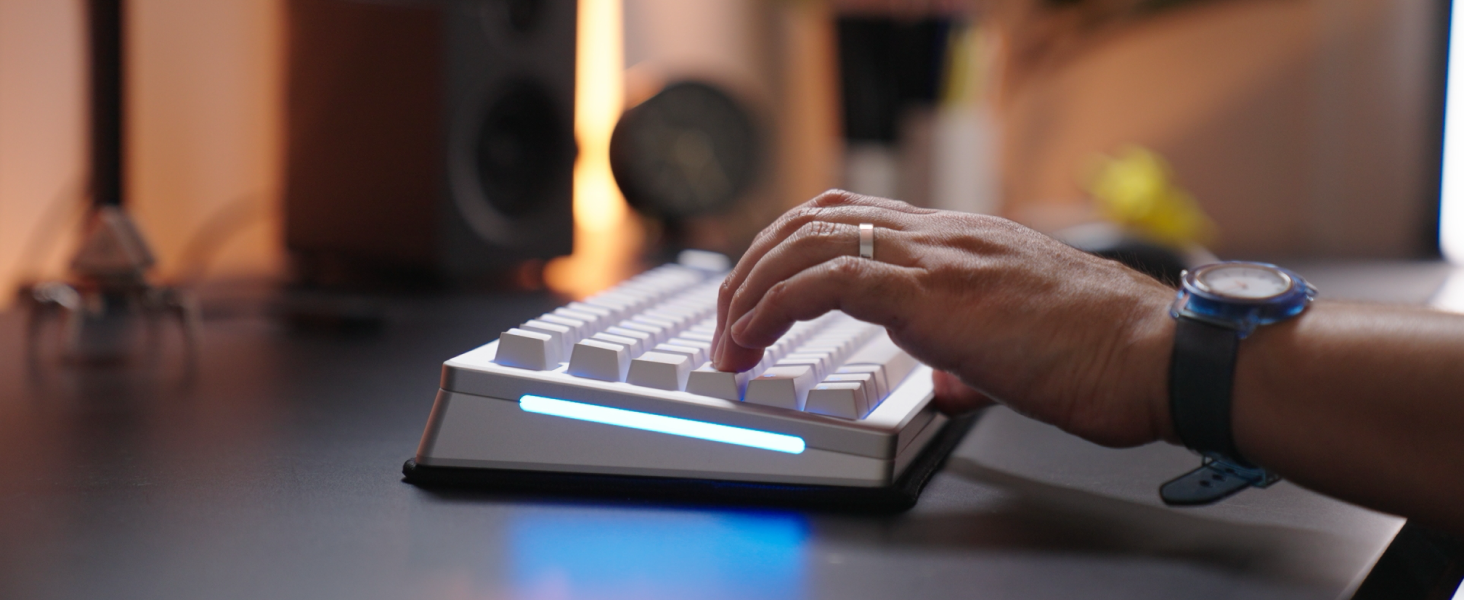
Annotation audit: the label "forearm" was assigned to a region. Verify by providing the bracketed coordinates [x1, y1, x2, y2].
[714, 193, 1464, 529]
[1232, 302, 1464, 534]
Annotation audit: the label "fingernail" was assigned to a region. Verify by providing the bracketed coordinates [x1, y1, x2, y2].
[730, 311, 754, 341]
[711, 332, 725, 366]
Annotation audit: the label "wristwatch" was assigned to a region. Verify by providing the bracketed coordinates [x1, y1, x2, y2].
[1159, 261, 1317, 506]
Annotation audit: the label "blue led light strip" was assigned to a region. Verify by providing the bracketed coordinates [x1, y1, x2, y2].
[519, 395, 806, 455]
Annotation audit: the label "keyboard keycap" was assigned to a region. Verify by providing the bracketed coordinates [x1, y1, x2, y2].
[495, 328, 562, 370]
[652, 342, 707, 366]
[806, 381, 868, 419]
[540, 313, 590, 340]
[632, 314, 682, 331]
[592, 332, 645, 357]
[784, 352, 835, 378]
[668, 337, 711, 351]
[628, 351, 694, 391]
[520, 319, 574, 355]
[745, 365, 818, 411]
[554, 308, 605, 332]
[823, 372, 877, 406]
[565, 302, 614, 326]
[687, 365, 752, 401]
[582, 294, 638, 319]
[846, 334, 917, 390]
[617, 321, 669, 345]
[774, 359, 824, 382]
[603, 327, 653, 355]
[678, 330, 714, 343]
[569, 338, 631, 381]
[835, 365, 888, 401]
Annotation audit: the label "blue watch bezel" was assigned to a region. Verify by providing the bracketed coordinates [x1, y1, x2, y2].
[1169, 262, 1317, 338]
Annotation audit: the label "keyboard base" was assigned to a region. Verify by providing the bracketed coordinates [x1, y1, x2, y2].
[401, 413, 978, 513]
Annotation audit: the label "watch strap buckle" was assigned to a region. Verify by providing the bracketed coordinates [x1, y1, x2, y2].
[1159, 457, 1280, 506]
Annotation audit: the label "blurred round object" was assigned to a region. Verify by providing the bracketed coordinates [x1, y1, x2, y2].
[1056, 222, 1206, 287]
[610, 81, 760, 219]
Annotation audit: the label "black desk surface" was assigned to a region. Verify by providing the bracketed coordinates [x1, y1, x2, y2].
[0, 261, 1457, 600]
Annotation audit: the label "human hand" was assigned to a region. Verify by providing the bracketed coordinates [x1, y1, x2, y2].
[711, 191, 1178, 447]
[931, 369, 994, 415]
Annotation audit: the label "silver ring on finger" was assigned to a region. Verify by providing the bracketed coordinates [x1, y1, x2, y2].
[858, 223, 875, 260]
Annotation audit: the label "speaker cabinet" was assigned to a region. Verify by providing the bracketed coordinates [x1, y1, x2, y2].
[285, 0, 576, 286]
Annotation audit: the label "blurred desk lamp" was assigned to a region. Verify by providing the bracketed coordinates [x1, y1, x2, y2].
[610, 81, 760, 253]
[26, 0, 197, 365]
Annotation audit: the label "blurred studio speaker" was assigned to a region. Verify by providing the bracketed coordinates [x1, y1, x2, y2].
[285, 0, 576, 287]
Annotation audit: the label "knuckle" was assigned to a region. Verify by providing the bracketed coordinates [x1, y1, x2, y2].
[764, 280, 792, 306]
[749, 221, 781, 247]
[969, 213, 1000, 226]
[925, 260, 970, 286]
[919, 228, 967, 252]
[761, 206, 818, 243]
[792, 220, 841, 245]
[828, 255, 866, 279]
[971, 213, 1021, 233]
[885, 196, 915, 211]
[812, 189, 858, 207]
[774, 206, 818, 236]
[719, 278, 737, 300]
[727, 290, 751, 315]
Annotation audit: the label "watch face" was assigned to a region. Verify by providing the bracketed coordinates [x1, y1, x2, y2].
[1194, 264, 1292, 300]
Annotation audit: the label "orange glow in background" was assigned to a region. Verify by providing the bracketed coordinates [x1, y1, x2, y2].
[544, 0, 645, 299]
[0, 0, 283, 311]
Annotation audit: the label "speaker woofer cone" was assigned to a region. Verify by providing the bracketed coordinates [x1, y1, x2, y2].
[473, 80, 572, 219]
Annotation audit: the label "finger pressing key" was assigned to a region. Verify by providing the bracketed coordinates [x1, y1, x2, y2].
[713, 191, 925, 374]
[718, 257, 918, 372]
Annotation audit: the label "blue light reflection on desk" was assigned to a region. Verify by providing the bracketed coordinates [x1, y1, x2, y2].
[509, 509, 809, 600]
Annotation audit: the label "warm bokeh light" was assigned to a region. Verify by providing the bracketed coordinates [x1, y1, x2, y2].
[128, 0, 284, 285]
[545, 0, 644, 298]
[0, 0, 283, 311]
[0, 0, 87, 310]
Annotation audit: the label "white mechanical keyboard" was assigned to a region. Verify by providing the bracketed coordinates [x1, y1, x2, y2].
[411, 255, 950, 489]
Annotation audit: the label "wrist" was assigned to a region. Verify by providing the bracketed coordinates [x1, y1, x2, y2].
[1131, 295, 1179, 445]
[1228, 304, 1308, 469]
[1093, 276, 1178, 447]
[1157, 261, 1313, 505]
[1167, 262, 1316, 462]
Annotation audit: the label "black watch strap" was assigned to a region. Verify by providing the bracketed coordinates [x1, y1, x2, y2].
[1169, 317, 1246, 463]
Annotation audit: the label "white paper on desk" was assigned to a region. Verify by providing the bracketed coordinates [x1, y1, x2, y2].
[1431, 268, 1464, 313]
[945, 407, 1405, 598]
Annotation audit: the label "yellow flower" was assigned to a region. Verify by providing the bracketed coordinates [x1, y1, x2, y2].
[1086, 146, 1217, 248]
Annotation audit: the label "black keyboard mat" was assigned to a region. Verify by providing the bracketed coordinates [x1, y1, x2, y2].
[402, 412, 978, 513]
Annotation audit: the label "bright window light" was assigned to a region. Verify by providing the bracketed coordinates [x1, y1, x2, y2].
[519, 395, 807, 454]
[1440, 1, 1464, 263]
